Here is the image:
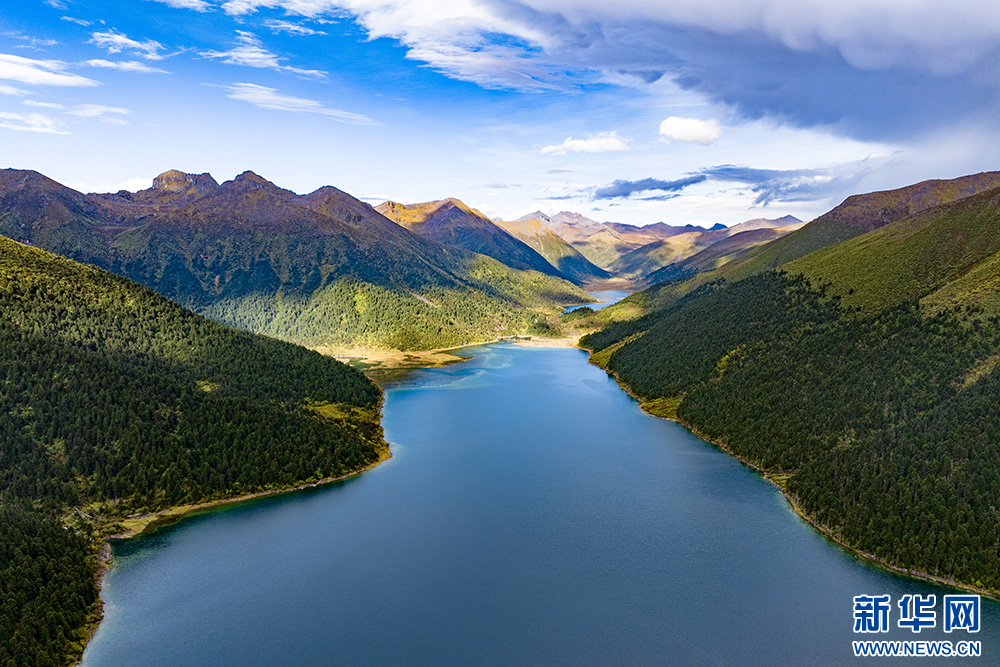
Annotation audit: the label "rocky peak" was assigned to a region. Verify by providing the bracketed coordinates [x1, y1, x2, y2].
[230, 170, 278, 190]
[152, 169, 219, 195]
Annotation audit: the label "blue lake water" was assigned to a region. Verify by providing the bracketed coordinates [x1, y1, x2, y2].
[82, 343, 998, 666]
[562, 290, 631, 312]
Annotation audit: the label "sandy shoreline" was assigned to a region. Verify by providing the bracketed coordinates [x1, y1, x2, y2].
[313, 335, 582, 372]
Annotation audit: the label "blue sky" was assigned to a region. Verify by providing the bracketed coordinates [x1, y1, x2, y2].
[2, 0, 999, 226]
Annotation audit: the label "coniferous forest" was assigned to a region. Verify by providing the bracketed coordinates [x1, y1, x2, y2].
[0, 236, 386, 667]
[583, 270, 1000, 593]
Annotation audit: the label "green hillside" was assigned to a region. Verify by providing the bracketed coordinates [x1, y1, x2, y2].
[375, 198, 566, 278]
[0, 169, 590, 351]
[580, 173, 1000, 597]
[644, 227, 792, 284]
[609, 171, 1000, 316]
[0, 235, 387, 666]
[495, 214, 610, 284]
[786, 187, 1000, 315]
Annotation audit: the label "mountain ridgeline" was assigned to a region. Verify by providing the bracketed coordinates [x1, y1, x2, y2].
[0, 235, 388, 667]
[582, 172, 1000, 595]
[0, 169, 591, 351]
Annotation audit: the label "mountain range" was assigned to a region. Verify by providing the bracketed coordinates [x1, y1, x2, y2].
[0, 167, 810, 352]
[0, 168, 591, 351]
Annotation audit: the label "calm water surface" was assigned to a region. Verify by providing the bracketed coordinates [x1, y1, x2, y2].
[562, 289, 631, 312]
[82, 344, 998, 666]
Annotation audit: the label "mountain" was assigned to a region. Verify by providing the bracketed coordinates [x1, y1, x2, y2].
[644, 222, 803, 285]
[717, 172, 1000, 283]
[606, 216, 805, 280]
[496, 212, 610, 284]
[786, 184, 1000, 316]
[0, 235, 386, 667]
[0, 169, 591, 351]
[535, 209, 802, 277]
[580, 172, 1000, 599]
[375, 198, 564, 278]
[615, 172, 1000, 314]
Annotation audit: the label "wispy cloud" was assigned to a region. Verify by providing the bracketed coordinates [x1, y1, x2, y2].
[203, 32, 326, 78]
[61, 16, 93, 27]
[69, 104, 130, 124]
[264, 20, 327, 36]
[84, 59, 168, 73]
[5, 32, 59, 49]
[0, 111, 69, 134]
[541, 131, 630, 156]
[90, 30, 166, 61]
[221, 83, 378, 125]
[149, 0, 214, 11]
[0, 53, 98, 87]
[0, 83, 28, 95]
[659, 117, 722, 144]
[24, 100, 65, 109]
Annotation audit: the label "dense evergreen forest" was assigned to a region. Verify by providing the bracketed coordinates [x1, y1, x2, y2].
[0, 236, 387, 667]
[582, 270, 1000, 593]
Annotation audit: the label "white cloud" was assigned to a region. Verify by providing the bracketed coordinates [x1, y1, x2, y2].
[84, 59, 168, 73]
[264, 20, 327, 36]
[6, 32, 59, 49]
[149, 0, 214, 10]
[24, 100, 65, 109]
[0, 53, 98, 87]
[61, 16, 93, 26]
[541, 131, 630, 155]
[69, 104, 131, 124]
[90, 30, 166, 61]
[203, 32, 326, 78]
[659, 117, 722, 144]
[197, 1, 1000, 93]
[0, 83, 28, 95]
[222, 82, 378, 124]
[0, 111, 69, 134]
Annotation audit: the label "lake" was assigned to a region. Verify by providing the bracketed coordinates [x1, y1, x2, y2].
[82, 343, 998, 666]
[562, 289, 631, 312]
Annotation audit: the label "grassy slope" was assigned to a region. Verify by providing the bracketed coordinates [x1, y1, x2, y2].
[593, 171, 1000, 321]
[494, 216, 610, 284]
[376, 198, 565, 278]
[787, 187, 1000, 315]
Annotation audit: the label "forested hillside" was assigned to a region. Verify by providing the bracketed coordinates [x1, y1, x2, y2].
[0, 236, 387, 666]
[582, 179, 1000, 595]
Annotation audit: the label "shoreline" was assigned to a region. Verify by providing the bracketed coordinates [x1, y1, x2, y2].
[583, 348, 1000, 603]
[77, 446, 392, 666]
[314, 334, 583, 373]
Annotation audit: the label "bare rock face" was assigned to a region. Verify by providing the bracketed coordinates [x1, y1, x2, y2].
[152, 169, 220, 195]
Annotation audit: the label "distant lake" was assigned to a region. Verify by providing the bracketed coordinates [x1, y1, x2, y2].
[83, 343, 998, 666]
[563, 289, 631, 312]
